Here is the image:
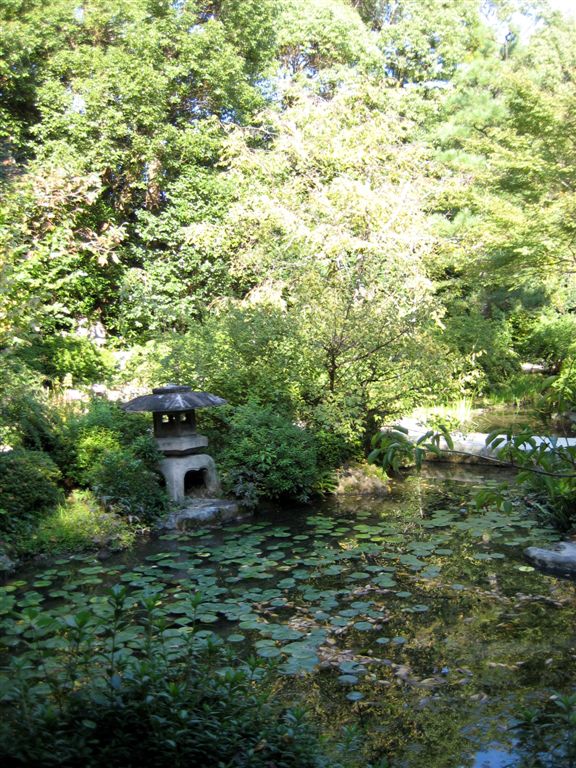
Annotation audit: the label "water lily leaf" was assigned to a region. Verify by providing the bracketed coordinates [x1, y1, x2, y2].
[374, 575, 396, 588]
[399, 554, 427, 570]
[339, 661, 365, 674]
[197, 613, 218, 623]
[338, 674, 359, 685]
[322, 566, 344, 576]
[354, 621, 374, 631]
[280, 656, 318, 675]
[266, 626, 304, 641]
[403, 604, 429, 613]
[257, 646, 282, 658]
[346, 691, 364, 702]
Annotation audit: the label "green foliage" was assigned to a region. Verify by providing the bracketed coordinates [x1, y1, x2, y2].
[549, 355, 576, 415]
[17, 490, 136, 556]
[489, 373, 549, 410]
[61, 400, 167, 520]
[305, 396, 365, 472]
[368, 426, 454, 475]
[0, 449, 63, 534]
[377, 0, 488, 84]
[155, 305, 310, 412]
[0, 586, 328, 768]
[3, 0, 576, 543]
[486, 430, 576, 532]
[91, 448, 168, 522]
[520, 312, 576, 370]
[441, 309, 520, 390]
[277, 0, 377, 73]
[74, 427, 123, 485]
[0, 360, 62, 453]
[65, 399, 151, 457]
[218, 403, 319, 507]
[19, 334, 111, 385]
[513, 690, 576, 767]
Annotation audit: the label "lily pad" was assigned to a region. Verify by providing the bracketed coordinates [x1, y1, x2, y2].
[346, 691, 364, 702]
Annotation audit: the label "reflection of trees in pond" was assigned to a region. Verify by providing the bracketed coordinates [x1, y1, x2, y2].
[2, 472, 575, 767]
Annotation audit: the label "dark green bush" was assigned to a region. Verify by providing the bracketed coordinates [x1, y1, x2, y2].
[0, 587, 328, 768]
[57, 400, 168, 520]
[0, 449, 63, 534]
[520, 313, 576, 370]
[66, 399, 150, 447]
[91, 448, 168, 522]
[218, 403, 319, 507]
[61, 400, 152, 485]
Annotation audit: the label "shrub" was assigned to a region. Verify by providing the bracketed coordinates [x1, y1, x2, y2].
[19, 334, 111, 385]
[0, 587, 328, 768]
[61, 399, 154, 486]
[66, 399, 150, 448]
[521, 313, 576, 370]
[305, 398, 364, 472]
[0, 360, 63, 454]
[218, 403, 319, 507]
[91, 448, 168, 522]
[20, 490, 137, 556]
[57, 400, 168, 521]
[0, 449, 63, 534]
[74, 427, 123, 485]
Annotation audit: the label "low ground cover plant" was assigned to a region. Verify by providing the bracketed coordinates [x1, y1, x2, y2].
[0, 586, 329, 768]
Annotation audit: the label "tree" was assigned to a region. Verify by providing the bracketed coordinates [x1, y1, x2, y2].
[177, 77, 467, 439]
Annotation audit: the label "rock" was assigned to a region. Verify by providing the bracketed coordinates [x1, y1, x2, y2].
[335, 464, 389, 497]
[0, 551, 17, 576]
[524, 542, 576, 574]
[161, 498, 245, 530]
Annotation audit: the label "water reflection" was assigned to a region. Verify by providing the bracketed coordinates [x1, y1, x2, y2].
[1, 466, 575, 767]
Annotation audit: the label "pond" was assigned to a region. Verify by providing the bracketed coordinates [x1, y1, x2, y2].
[1, 466, 575, 767]
[467, 405, 575, 437]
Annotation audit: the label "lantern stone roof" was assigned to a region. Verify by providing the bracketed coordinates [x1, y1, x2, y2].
[122, 384, 226, 413]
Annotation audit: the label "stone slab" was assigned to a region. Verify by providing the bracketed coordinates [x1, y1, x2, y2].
[524, 541, 576, 574]
[161, 499, 245, 530]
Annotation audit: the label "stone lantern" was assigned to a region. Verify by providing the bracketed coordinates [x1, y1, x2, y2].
[122, 384, 226, 502]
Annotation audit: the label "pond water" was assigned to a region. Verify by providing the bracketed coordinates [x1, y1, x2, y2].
[469, 406, 575, 437]
[1, 466, 575, 767]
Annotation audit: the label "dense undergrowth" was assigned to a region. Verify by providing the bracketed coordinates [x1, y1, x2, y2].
[0, 586, 334, 768]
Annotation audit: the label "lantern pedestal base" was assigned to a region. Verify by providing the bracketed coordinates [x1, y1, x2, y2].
[159, 454, 221, 501]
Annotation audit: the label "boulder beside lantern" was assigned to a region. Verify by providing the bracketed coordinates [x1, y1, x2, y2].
[122, 384, 226, 502]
